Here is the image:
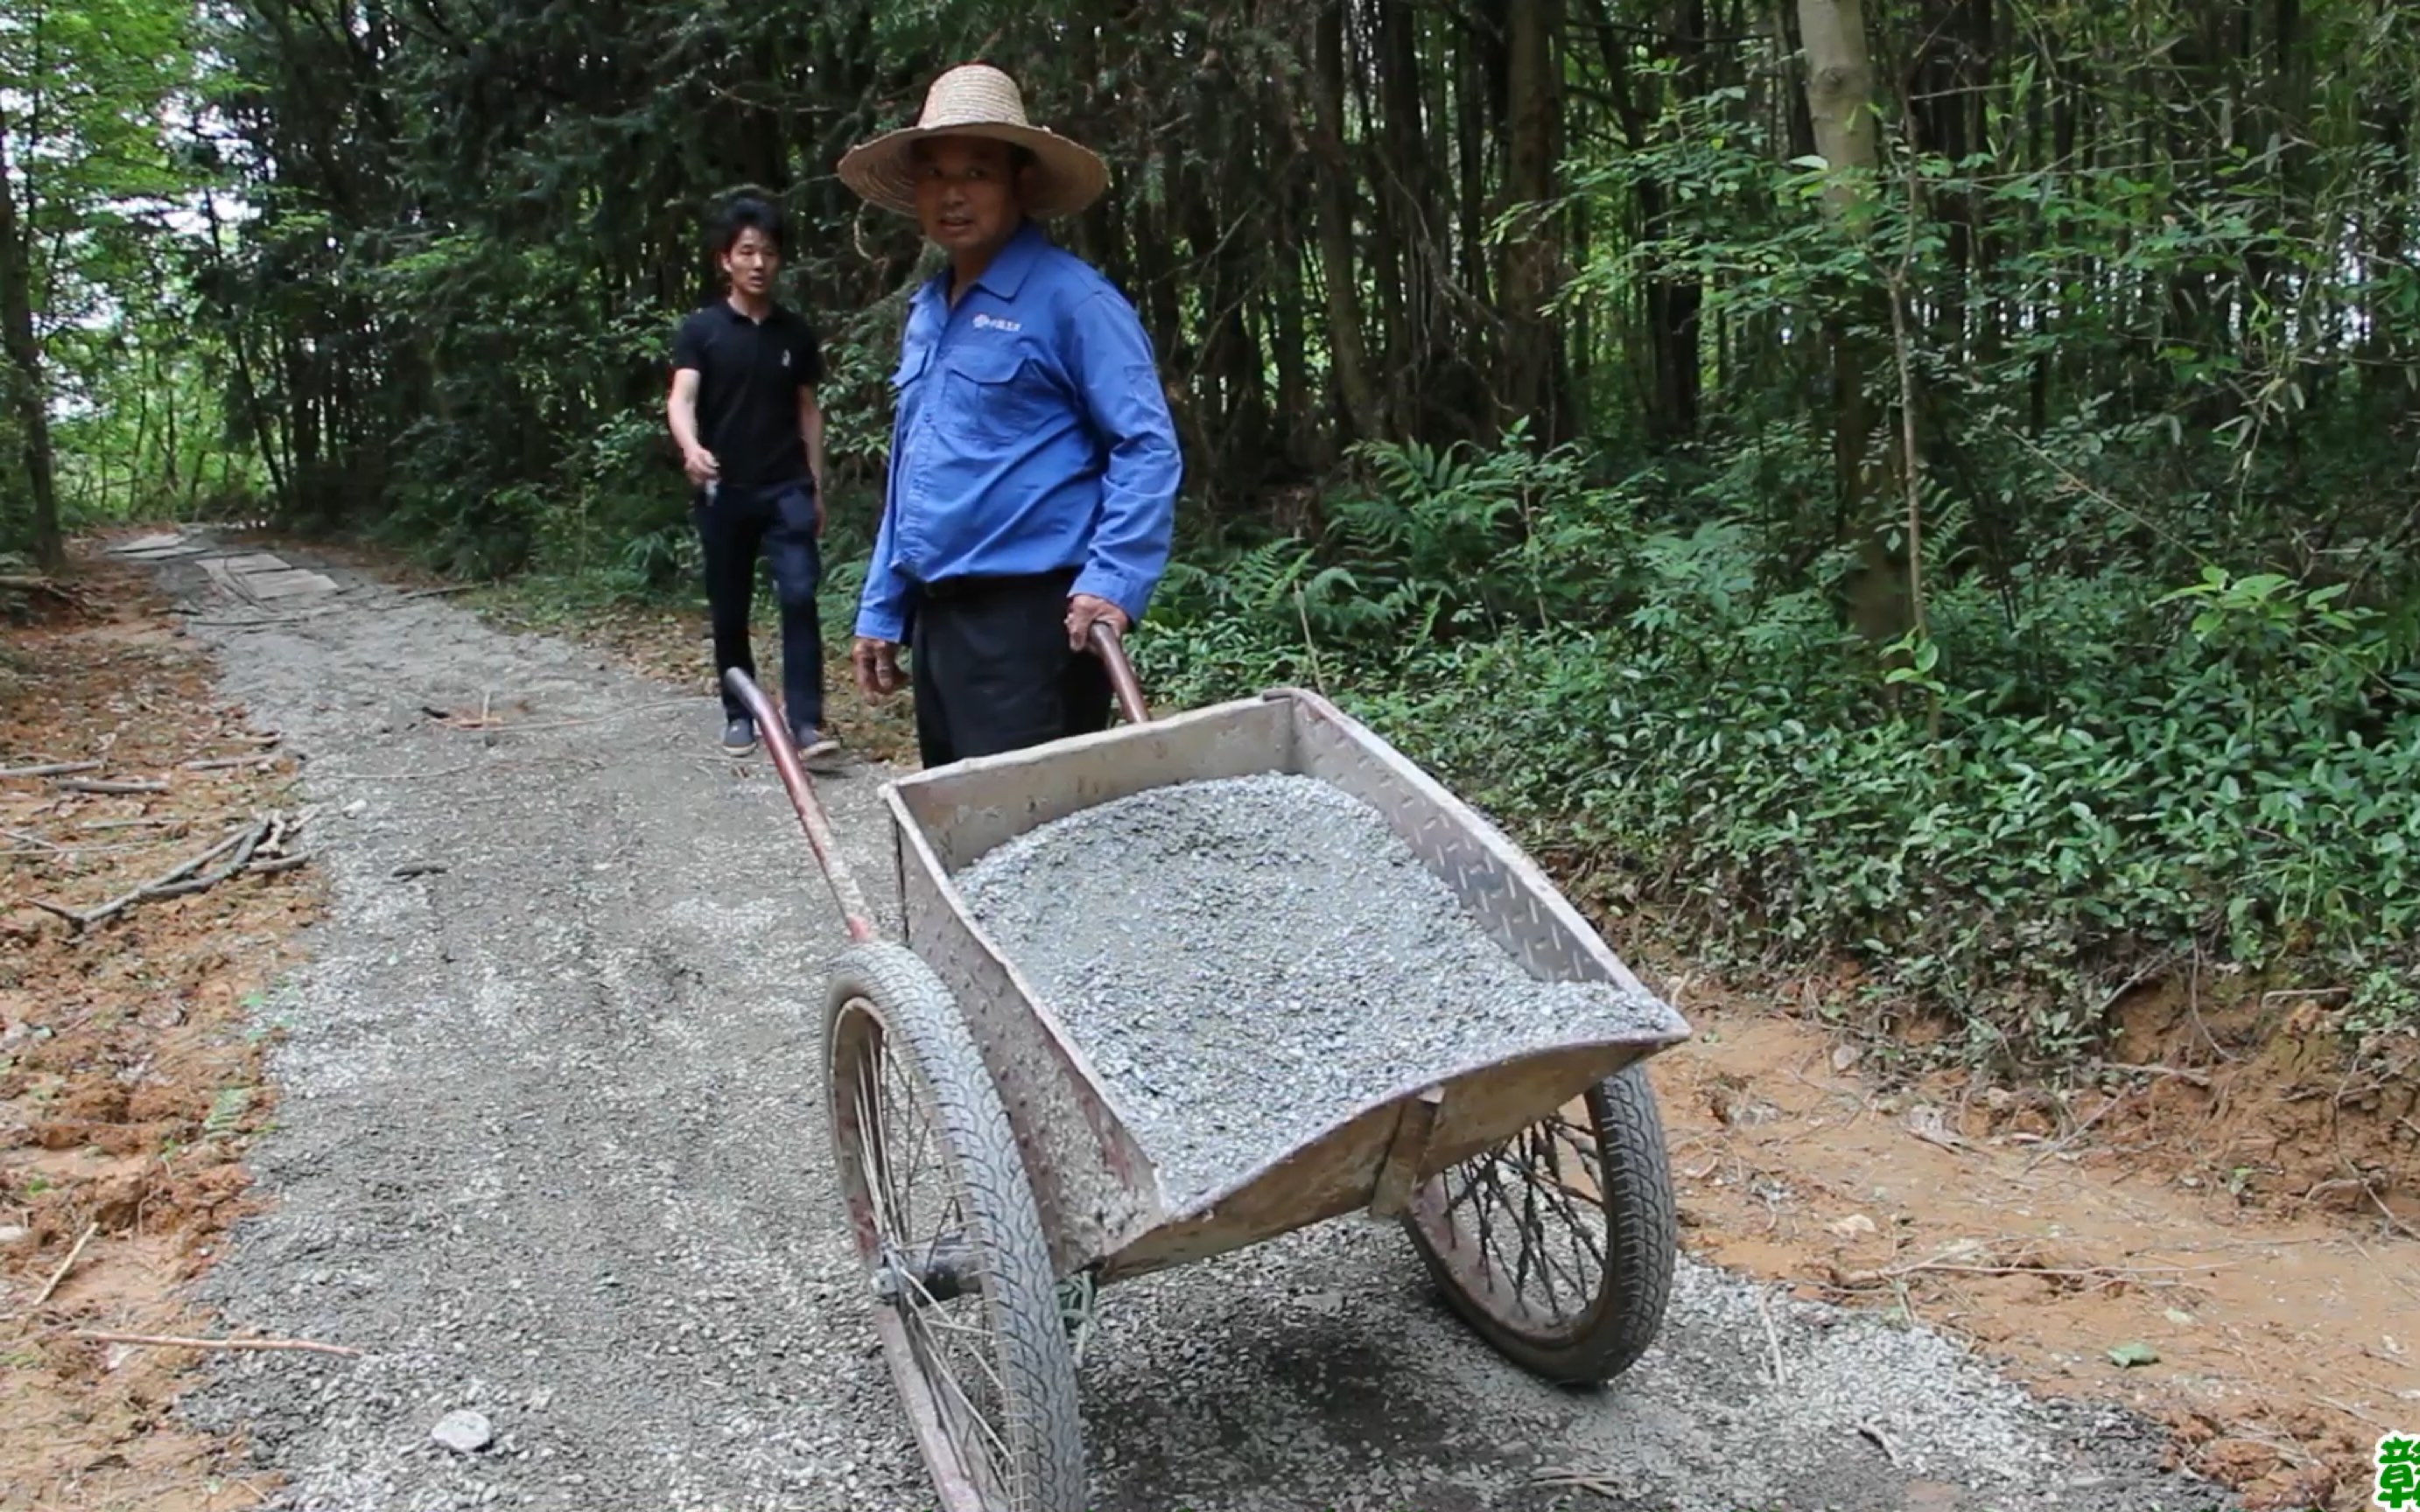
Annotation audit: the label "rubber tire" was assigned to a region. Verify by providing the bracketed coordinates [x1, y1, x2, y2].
[1405, 1060, 1678, 1387]
[824, 942, 1086, 1512]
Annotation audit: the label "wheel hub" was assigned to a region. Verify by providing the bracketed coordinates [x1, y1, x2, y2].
[872, 1233, 979, 1307]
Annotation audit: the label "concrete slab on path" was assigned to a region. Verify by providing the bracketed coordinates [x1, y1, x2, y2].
[199, 551, 340, 601]
[109, 530, 209, 560]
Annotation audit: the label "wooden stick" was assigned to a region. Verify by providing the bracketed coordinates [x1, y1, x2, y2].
[2023, 1087, 2136, 1172]
[75, 1329, 363, 1358]
[1858, 1421, 1904, 1466]
[2, 760, 102, 779]
[1756, 1288, 1788, 1388]
[135, 819, 271, 903]
[57, 778, 169, 795]
[1844, 1258, 2226, 1285]
[31, 1222, 99, 1307]
[184, 755, 275, 772]
[1, 825, 64, 850]
[4, 839, 172, 859]
[74, 825, 252, 929]
[248, 853, 311, 875]
[2318, 1394, 2393, 1432]
[2095, 1061, 2215, 1088]
[1528, 1467, 1622, 1496]
[2367, 1186, 2420, 1245]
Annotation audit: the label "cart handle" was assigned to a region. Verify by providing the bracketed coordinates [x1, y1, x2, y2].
[721, 667, 880, 944]
[725, 624, 1141, 943]
[1086, 620, 1151, 726]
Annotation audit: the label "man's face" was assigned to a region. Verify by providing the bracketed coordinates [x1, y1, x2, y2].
[720, 226, 779, 298]
[913, 136, 1024, 257]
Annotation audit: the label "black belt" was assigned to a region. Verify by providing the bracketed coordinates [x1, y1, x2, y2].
[913, 567, 1078, 605]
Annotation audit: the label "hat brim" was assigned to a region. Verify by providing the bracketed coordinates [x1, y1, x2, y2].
[837, 122, 1108, 220]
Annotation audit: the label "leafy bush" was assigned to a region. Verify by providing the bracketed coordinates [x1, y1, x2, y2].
[1133, 432, 2420, 1062]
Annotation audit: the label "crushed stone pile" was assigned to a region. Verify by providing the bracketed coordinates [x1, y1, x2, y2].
[952, 772, 1666, 1210]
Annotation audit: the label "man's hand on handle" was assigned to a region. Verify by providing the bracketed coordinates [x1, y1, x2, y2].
[852, 637, 901, 699]
[683, 445, 720, 489]
[854, 598, 1126, 704]
[1064, 593, 1129, 651]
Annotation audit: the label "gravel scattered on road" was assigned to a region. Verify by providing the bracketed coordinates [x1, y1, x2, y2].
[140, 533, 2241, 1512]
[955, 773, 1672, 1209]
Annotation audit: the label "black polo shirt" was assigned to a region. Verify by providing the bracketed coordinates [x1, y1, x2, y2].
[670, 299, 825, 492]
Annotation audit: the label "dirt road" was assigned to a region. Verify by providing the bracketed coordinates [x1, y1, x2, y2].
[132, 531, 2238, 1512]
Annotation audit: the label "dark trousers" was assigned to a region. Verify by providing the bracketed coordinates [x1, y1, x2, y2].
[906, 570, 1111, 769]
[694, 478, 823, 732]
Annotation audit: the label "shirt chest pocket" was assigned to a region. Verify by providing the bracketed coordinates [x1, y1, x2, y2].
[938, 342, 1058, 448]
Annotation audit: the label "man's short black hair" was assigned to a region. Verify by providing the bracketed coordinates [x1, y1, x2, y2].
[709, 194, 785, 257]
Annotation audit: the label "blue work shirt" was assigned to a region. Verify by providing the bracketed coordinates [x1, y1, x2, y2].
[855, 219, 1183, 643]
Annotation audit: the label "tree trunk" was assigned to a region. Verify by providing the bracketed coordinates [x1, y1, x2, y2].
[0, 116, 62, 570]
[1377, 0, 1448, 435]
[1799, 0, 1879, 222]
[1795, 0, 1903, 645]
[1301, 1, 1384, 444]
[1652, 2, 1709, 441]
[1498, 0, 1570, 444]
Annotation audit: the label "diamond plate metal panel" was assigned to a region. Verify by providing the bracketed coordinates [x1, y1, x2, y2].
[1280, 688, 1652, 995]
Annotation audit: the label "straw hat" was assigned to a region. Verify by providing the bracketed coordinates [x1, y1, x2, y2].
[837, 64, 1108, 220]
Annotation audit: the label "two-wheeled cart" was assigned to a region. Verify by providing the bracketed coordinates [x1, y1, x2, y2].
[725, 628, 1693, 1512]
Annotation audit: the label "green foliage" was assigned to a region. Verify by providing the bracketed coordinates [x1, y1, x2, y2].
[1138, 429, 2420, 1061]
[0, 0, 208, 552]
[20, 0, 2420, 1067]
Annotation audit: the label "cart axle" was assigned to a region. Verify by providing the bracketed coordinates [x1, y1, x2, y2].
[872, 1235, 980, 1307]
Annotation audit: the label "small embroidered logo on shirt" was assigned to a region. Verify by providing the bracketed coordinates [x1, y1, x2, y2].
[972, 313, 1023, 333]
[781, 350, 790, 367]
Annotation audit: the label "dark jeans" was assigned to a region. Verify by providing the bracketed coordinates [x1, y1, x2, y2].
[905, 569, 1110, 769]
[694, 478, 823, 732]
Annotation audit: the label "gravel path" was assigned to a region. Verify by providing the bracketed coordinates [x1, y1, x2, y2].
[955, 773, 1674, 1209]
[143, 533, 2238, 1512]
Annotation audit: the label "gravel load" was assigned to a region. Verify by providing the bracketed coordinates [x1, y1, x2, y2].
[952, 772, 1670, 1209]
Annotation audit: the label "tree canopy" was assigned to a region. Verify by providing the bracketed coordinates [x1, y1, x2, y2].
[9, 0, 2418, 1052]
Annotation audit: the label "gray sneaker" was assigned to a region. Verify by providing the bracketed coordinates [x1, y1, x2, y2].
[791, 723, 844, 771]
[721, 717, 757, 756]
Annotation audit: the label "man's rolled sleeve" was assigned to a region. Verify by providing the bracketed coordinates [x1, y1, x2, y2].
[1065, 290, 1181, 625]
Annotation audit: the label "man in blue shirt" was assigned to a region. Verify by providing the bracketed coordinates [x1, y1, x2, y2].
[837, 64, 1182, 768]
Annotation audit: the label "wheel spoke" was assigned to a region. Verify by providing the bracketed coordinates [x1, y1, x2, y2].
[1513, 1127, 1554, 1312]
[838, 998, 1030, 1507]
[1538, 1116, 1608, 1288]
[1414, 1093, 1622, 1342]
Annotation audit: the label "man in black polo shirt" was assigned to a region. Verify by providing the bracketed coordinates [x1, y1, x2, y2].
[666, 194, 839, 763]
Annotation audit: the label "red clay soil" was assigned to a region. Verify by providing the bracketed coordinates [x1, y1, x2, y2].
[1627, 953, 2417, 1512]
[2, 543, 320, 1511]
